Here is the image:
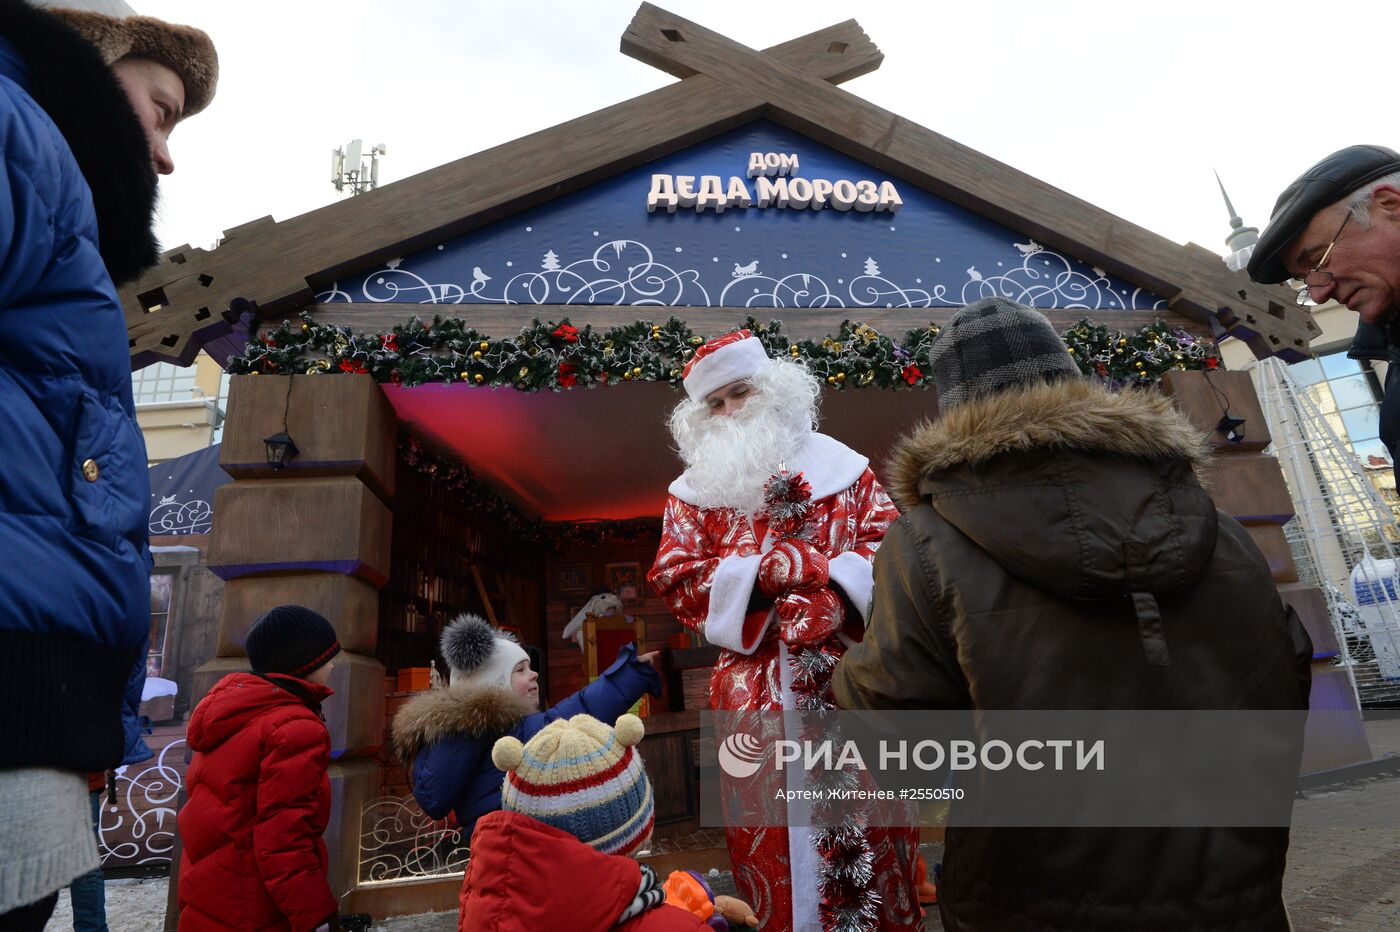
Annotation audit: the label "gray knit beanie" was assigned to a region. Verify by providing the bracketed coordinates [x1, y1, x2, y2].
[929, 297, 1080, 407]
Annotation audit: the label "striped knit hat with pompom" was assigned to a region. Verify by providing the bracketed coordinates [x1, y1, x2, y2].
[492, 713, 654, 857]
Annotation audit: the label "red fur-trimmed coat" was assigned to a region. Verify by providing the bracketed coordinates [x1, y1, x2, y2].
[648, 433, 921, 931]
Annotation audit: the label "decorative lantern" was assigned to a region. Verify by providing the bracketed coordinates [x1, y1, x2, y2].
[264, 431, 299, 469]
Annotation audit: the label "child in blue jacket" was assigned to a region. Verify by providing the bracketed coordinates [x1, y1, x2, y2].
[391, 613, 661, 842]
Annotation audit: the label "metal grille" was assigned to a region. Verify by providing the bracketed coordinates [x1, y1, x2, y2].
[1253, 357, 1400, 709]
[358, 795, 469, 885]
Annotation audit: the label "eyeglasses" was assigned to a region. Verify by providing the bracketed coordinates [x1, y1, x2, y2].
[1295, 212, 1352, 306]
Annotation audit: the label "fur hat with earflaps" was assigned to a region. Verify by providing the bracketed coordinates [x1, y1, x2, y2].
[441, 613, 530, 690]
[32, 0, 218, 116]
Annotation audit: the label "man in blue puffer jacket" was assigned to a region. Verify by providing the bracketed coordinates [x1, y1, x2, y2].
[391, 614, 663, 845]
[0, 0, 216, 924]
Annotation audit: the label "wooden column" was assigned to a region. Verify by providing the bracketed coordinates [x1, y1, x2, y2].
[1162, 370, 1372, 772]
[195, 372, 397, 904]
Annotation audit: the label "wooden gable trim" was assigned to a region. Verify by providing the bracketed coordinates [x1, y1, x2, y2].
[120, 21, 883, 368]
[620, 3, 1319, 362]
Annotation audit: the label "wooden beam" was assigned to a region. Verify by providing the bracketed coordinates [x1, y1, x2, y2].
[620, 3, 1319, 362]
[121, 21, 882, 368]
[293, 302, 1212, 343]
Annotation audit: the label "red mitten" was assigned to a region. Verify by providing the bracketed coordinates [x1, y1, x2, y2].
[774, 587, 843, 648]
[756, 540, 830, 598]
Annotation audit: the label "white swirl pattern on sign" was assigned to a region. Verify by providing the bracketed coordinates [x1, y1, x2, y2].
[961, 249, 1164, 310]
[317, 239, 1165, 311]
[148, 498, 214, 535]
[97, 739, 184, 866]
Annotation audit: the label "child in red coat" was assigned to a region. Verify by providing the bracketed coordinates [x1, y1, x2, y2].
[461, 713, 757, 931]
[177, 606, 343, 931]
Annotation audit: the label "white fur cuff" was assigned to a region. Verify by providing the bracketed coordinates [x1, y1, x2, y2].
[828, 551, 875, 623]
[704, 554, 768, 654]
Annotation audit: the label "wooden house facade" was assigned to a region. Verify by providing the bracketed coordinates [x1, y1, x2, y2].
[117, 6, 1358, 919]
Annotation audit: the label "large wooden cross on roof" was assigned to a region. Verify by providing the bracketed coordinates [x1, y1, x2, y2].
[120, 4, 1318, 369]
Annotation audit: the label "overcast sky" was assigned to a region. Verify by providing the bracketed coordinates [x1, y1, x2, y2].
[137, 0, 1392, 263]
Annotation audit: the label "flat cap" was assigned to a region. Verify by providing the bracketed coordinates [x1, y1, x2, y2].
[1248, 145, 1400, 284]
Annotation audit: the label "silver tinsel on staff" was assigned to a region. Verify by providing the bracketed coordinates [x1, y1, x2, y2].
[764, 464, 881, 931]
[793, 646, 882, 932]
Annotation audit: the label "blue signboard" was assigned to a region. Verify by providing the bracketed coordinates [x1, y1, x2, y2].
[148, 443, 230, 536]
[318, 120, 1164, 312]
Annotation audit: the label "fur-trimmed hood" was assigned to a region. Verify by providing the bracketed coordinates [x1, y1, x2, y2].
[391, 683, 535, 765]
[888, 378, 1211, 511]
[886, 378, 1219, 601]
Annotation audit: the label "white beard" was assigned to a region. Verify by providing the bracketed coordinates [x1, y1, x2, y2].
[674, 394, 811, 515]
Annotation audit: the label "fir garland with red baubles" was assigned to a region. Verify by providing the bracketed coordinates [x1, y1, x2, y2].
[227, 310, 1217, 390]
[1059, 318, 1217, 386]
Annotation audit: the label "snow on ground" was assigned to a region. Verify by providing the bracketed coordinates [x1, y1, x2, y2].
[45, 876, 169, 931]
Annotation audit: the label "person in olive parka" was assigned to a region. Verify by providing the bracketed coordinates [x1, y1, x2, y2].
[834, 297, 1313, 931]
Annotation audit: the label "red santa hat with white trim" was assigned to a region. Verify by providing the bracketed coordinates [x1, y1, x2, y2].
[681, 329, 772, 401]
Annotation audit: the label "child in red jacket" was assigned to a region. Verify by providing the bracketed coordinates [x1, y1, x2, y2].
[460, 713, 757, 931]
[177, 606, 343, 932]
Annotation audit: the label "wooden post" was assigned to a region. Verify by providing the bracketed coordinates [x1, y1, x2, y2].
[183, 372, 397, 915]
[1161, 370, 1373, 772]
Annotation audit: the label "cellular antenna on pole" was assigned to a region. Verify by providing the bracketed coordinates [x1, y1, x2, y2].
[331, 139, 388, 196]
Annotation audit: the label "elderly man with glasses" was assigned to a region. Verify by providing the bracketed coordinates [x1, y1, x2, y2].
[1248, 145, 1400, 482]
